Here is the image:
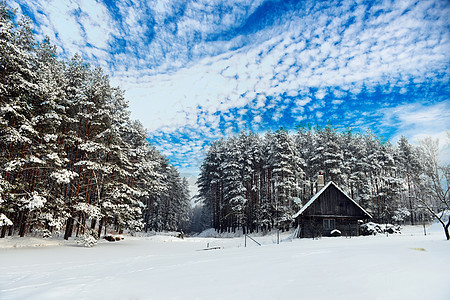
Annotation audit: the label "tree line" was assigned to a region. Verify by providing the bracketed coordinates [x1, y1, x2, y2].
[196, 126, 449, 238]
[0, 3, 191, 241]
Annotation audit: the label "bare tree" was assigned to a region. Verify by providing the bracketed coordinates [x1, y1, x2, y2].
[417, 135, 449, 240]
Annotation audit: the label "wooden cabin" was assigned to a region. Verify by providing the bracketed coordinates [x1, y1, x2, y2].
[293, 181, 372, 238]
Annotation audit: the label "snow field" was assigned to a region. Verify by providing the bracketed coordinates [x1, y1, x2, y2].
[0, 226, 449, 300]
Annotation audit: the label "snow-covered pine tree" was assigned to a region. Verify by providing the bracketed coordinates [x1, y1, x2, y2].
[312, 124, 344, 185]
[266, 129, 302, 230]
[237, 131, 264, 233]
[396, 136, 423, 224]
[158, 165, 191, 232]
[26, 38, 70, 237]
[197, 139, 226, 231]
[294, 124, 316, 201]
[221, 136, 246, 232]
[0, 6, 40, 237]
[102, 116, 146, 235]
[377, 141, 403, 224]
[139, 146, 167, 232]
[346, 131, 372, 211]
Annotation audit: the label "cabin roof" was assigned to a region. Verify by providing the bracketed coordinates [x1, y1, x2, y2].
[292, 181, 373, 219]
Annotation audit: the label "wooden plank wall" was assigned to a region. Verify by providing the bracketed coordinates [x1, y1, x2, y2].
[306, 185, 365, 218]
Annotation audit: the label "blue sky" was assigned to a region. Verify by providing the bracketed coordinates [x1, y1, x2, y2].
[11, 0, 450, 176]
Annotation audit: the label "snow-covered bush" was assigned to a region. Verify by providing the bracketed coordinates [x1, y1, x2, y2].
[76, 229, 99, 247]
[32, 228, 52, 238]
[330, 229, 341, 237]
[360, 222, 401, 235]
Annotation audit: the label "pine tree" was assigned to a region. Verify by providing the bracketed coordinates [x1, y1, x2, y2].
[197, 140, 225, 231]
[0, 6, 39, 236]
[396, 136, 422, 224]
[312, 124, 344, 184]
[237, 131, 263, 233]
[294, 124, 316, 200]
[266, 129, 302, 230]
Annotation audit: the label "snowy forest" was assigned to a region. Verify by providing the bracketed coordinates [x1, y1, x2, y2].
[196, 127, 449, 236]
[0, 4, 192, 240]
[1, 2, 449, 242]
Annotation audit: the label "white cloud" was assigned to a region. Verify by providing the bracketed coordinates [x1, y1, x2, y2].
[11, 0, 449, 174]
[11, 0, 116, 67]
[316, 111, 324, 119]
[315, 89, 327, 100]
[128, 0, 447, 173]
[381, 102, 450, 157]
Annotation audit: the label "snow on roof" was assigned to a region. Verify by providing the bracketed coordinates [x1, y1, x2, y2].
[292, 181, 373, 219]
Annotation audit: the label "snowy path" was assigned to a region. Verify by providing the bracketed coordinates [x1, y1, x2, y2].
[0, 228, 449, 300]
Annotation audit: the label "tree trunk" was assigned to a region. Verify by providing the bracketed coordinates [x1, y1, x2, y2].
[75, 214, 81, 237]
[445, 221, 450, 241]
[97, 217, 103, 238]
[18, 212, 27, 237]
[64, 217, 74, 240]
[407, 174, 414, 225]
[90, 218, 96, 230]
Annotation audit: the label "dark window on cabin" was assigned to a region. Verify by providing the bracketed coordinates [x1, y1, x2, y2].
[323, 219, 335, 229]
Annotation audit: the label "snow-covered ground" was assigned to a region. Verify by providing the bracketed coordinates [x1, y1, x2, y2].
[0, 226, 448, 300]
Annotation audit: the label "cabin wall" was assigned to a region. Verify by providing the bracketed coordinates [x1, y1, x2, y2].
[298, 217, 360, 238]
[306, 185, 366, 218]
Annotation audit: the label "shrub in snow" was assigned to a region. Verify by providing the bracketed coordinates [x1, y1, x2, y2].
[360, 222, 401, 235]
[127, 219, 144, 235]
[76, 229, 99, 247]
[330, 229, 341, 237]
[384, 224, 401, 234]
[32, 228, 52, 238]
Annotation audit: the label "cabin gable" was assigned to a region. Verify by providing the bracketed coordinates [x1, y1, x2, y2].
[304, 184, 368, 218]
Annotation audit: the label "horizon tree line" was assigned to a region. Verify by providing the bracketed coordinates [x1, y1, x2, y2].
[196, 126, 449, 238]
